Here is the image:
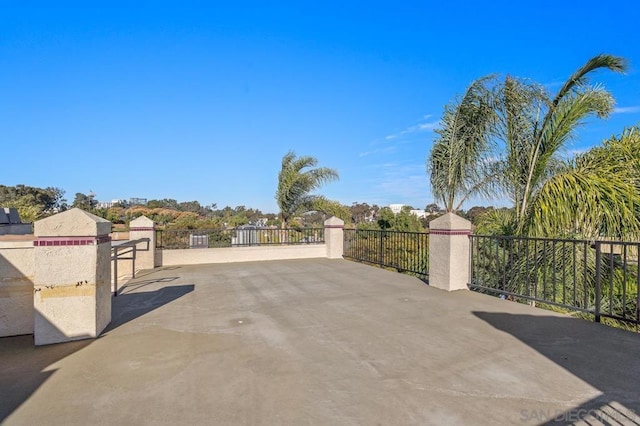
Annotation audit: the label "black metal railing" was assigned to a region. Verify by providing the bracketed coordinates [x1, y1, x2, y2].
[343, 229, 429, 277]
[469, 235, 640, 327]
[156, 227, 324, 249]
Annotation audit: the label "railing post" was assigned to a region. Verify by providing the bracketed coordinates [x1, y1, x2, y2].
[113, 247, 119, 296]
[469, 234, 474, 287]
[324, 217, 344, 259]
[428, 213, 472, 291]
[594, 241, 602, 323]
[157, 229, 163, 249]
[33, 208, 112, 345]
[132, 246, 136, 278]
[129, 215, 156, 269]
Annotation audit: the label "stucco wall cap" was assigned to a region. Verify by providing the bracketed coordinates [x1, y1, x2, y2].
[130, 215, 154, 228]
[429, 212, 471, 231]
[34, 208, 111, 237]
[324, 216, 344, 227]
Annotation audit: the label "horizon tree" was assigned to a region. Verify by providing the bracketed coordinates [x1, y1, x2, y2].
[71, 192, 98, 211]
[275, 151, 339, 228]
[0, 184, 67, 222]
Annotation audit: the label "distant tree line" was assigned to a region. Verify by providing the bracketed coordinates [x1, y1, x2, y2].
[0, 185, 67, 222]
[0, 183, 500, 232]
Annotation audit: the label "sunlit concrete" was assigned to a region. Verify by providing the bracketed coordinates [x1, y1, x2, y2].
[1, 259, 639, 425]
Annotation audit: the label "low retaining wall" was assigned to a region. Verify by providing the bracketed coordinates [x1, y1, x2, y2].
[156, 244, 327, 266]
[0, 240, 35, 337]
[111, 258, 134, 284]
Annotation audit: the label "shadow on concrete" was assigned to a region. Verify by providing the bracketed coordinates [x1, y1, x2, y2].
[0, 248, 96, 422]
[116, 276, 179, 295]
[474, 311, 640, 425]
[131, 266, 182, 280]
[0, 264, 191, 423]
[106, 284, 195, 332]
[0, 282, 193, 422]
[0, 335, 92, 422]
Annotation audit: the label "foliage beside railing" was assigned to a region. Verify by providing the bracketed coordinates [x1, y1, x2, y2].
[343, 228, 429, 277]
[156, 227, 324, 249]
[470, 235, 639, 329]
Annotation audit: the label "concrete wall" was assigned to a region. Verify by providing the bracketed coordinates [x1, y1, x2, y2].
[128, 216, 155, 270]
[157, 244, 327, 266]
[429, 213, 472, 291]
[33, 208, 112, 345]
[111, 231, 129, 241]
[324, 217, 344, 259]
[111, 257, 134, 284]
[156, 218, 344, 267]
[0, 240, 35, 337]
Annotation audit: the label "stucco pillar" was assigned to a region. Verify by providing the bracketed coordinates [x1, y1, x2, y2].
[33, 208, 112, 345]
[128, 215, 156, 270]
[428, 213, 472, 291]
[324, 216, 344, 259]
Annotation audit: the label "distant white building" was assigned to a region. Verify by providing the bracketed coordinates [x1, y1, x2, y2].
[129, 198, 147, 206]
[410, 209, 427, 219]
[388, 204, 427, 219]
[389, 204, 405, 214]
[96, 199, 126, 209]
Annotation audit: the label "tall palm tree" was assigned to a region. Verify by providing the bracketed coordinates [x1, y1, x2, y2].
[494, 54, 628, 236]
[430, 54, 632, 238]
[275, 151, 339, 228]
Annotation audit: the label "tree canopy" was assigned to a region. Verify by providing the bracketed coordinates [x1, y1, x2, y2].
[275, 151, 339, 228]
[429, 54, 634, 238]
[0, 184, 66, 222]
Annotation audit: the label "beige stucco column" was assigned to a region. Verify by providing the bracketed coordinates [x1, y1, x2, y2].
[324, 216, 344, 259]
[0, 240, 34, 337]
[33, 208, 112, 345]
[128, 215, 156, 270]
[428, 213, 472, 291]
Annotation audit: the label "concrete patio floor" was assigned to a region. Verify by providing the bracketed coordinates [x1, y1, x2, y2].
[1, 258, 639, 425]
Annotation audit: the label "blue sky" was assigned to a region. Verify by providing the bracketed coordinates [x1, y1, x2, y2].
[2, 2, 640, 213]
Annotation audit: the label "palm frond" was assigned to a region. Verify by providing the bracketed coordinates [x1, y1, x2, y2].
[523, 158, 640, 239]
[537, 86, 614, 165]
[552, 54, 627, 106]
[518, 55, 624, 219]
[428, 75, 497, 211]
[475, 208, 517, 236]
[492, 77, 548, 211]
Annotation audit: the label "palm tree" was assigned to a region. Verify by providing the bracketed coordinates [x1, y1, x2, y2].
[430, 54, 633, 238]
[495, 54, 628, 236]
[428, 75, 498, 212]
[526, 125, 640, 239]
[472, 127, 640, 329]
[275, 151, 339, 228]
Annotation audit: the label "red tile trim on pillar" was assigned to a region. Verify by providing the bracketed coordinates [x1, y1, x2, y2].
[129, 227, 154, 231]
[429, 229, 471, 236]
[33, 235, 112, 247]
